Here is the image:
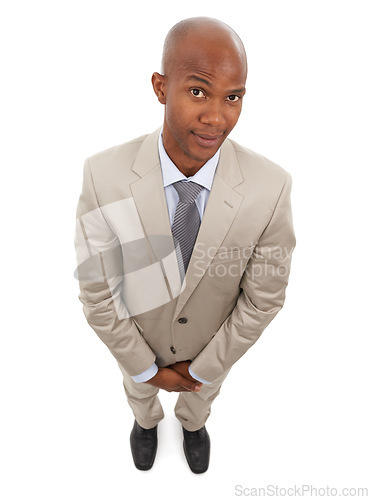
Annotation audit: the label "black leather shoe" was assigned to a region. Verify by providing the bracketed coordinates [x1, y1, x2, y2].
[130, 420, 158, 471]
[182, 425, 210, 474]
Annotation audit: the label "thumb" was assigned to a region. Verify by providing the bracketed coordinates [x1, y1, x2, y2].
[179, 374, 202, 392]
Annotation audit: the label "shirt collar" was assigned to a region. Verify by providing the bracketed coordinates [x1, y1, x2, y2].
[158, 128, 220, 190]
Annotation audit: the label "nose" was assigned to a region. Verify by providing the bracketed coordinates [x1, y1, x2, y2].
[199, 100, 224, 128]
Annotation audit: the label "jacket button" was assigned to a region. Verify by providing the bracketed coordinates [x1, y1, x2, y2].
[178, 317, 187, 324]
[170, 346, 176, 354]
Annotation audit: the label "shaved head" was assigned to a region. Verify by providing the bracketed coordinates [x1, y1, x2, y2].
[161, 17, 247, 76]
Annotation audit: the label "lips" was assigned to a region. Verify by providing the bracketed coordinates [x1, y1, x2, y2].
[192, 132, 223, 148]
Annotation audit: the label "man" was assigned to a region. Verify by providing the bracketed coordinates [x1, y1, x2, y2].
[74, 17, 295, 474]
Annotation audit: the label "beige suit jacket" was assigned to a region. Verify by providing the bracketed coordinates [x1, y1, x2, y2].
[75, 128, 295, 382]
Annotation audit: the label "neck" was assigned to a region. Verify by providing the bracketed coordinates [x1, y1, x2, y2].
[162, 126, 207, 177]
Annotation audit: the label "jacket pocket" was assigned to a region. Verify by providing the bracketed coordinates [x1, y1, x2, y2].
[132, 318, 144, 336]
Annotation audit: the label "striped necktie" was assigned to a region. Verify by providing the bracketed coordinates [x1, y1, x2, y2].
[171, 181, 204, 278]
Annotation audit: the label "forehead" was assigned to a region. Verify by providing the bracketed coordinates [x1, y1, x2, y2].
[170, 36, 247, 85]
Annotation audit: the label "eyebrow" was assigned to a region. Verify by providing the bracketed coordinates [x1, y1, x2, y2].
[185, 75, 212, 87]
[185, 74, 246, 94]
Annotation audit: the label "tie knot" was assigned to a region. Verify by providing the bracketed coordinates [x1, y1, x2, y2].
[172, 181, 204, 204]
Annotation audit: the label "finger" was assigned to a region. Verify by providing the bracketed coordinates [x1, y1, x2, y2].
[172, 387, 186, 392]
[175, 384, 192, 392]
[180, 381, 201, 392]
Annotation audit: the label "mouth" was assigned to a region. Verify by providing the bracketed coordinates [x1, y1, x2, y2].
[192, 132, 224, 148]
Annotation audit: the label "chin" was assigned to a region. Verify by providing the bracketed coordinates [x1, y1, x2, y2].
[194, 147, 219, 162]
[187, 151, 214, 165]
[187, 142, 217, 159]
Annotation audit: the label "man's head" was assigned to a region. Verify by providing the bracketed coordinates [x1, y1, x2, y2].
[152, 17, 247, 176]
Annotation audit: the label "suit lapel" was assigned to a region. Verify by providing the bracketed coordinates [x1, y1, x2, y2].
[129, 129, 180, 290]
[174, 139, 244, 318]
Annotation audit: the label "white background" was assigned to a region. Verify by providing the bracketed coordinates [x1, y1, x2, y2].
[1, 1, 368, 498]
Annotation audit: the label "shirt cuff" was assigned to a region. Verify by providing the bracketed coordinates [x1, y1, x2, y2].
[189, 365, 211, 385]
[131, 363, 158, 383]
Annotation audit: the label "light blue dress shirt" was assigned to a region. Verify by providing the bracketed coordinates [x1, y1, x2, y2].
[131, 131, 220, 385]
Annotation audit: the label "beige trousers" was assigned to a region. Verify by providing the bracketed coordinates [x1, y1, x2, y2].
[117, 363, 231, 431]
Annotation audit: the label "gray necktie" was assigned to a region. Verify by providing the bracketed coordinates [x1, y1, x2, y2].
[171, 181, 204, 277]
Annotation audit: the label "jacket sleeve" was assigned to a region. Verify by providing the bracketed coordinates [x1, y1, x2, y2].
[74, 159, 156, 376]
[190, 172, 296, 382]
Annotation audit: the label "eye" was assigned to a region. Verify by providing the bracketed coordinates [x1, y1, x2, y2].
[190, 88, 205, 98]
[226, 95, 240, 102]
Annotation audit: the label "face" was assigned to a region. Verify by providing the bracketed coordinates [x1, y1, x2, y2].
[152, 35, 247, 175]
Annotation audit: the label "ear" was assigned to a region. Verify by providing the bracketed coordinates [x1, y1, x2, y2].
[151, 72, 167, 104]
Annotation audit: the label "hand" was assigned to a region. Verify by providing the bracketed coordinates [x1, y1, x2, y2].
[145, 367, 202, 393]
[168, 360, 200, 384]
